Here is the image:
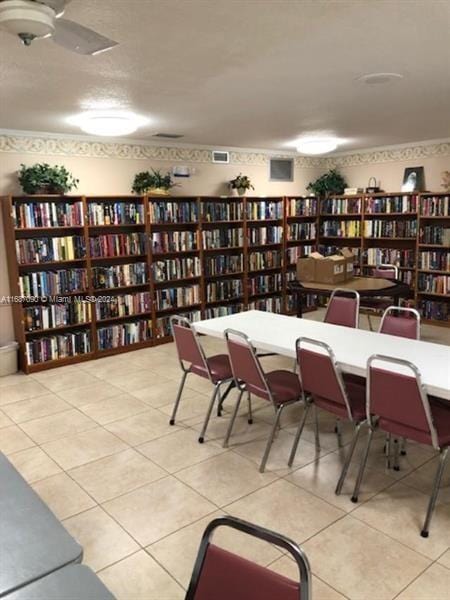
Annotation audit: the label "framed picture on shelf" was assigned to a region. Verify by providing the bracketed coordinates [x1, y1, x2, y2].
[401, 166, 425, 192]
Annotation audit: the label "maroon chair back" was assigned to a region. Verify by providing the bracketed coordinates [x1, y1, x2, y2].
[225, 329, 271, 401]
[378, 306, 420, 340]
[297, 338, 352, 421]
[186, 516, 311, 600]
[367, 355, 438, 448]
[325, 289, 360, 329]
[170, 315, 207, 373]
[373, 264, 398, 280]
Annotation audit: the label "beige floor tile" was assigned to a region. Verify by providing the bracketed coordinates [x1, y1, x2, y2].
[352, 481, 450, 560]
[79, 394, 150, 425]
[148, 511, 283, 589]
[105, 369, 170, 393]
[286, 450, 396, 512]
[63, 506, 139, 572]
[438, 549, 450, 569]
[159, 390, 212, 424]
[302, 515, 431, 600]
[2, 393, 71, 424]
[57, 381, 124, 408]
[0, 425, 35, 455]
[32, 472, 96, 519]
[20, 408, 97, 444]
[269, 555, 346, 600]
[98, 550, 184, 600]
[0, 372, 29, 388]
[189, 409, 273, 444]
[104, 407, 181, 446]
[225, 479, 344, 544]
[177, 451, 278, 506]
[7, 446, 62, 483]
[69, 448, 166, 503]
[137, 428, 226, 473]
[0, 380, 48, 406]
[185, 376, 218, 395]
[285, 416, 352, 452]
[401, 454, 450, 504]
[103, 476, 216, 546]
[0, 409, 13, 428]
[42, 427, 128, 470]
[36, 369, 100, 393]
[395, 562, 450, 600]
[131, 380, 200, 408]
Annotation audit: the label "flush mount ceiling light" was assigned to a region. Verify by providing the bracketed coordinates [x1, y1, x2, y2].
[296, 137, 339, 155]
[68, 111, 148, 137]
[357, 72, 404, 85]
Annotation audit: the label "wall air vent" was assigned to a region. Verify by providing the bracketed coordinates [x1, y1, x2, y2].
[212, 150, 230, 164]
[269, 158, 294, 182]
[153, 133, 184, 139]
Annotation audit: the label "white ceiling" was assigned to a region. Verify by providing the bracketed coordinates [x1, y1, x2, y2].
[1, 0, 449, 152]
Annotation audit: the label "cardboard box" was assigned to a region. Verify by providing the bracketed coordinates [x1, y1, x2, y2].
[314, 254, 346, 284]
[340, 247, 355, 280]
[296, 257, 316, 282]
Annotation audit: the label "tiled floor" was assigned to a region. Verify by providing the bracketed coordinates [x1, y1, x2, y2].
[1, 312, 449, 600]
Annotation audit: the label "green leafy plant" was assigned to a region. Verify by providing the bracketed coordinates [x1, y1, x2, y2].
[131, 169, 177, 194]
[306, 169, 347, 197]
[229, 173, 254, 192]
[18, 163, 79, 195]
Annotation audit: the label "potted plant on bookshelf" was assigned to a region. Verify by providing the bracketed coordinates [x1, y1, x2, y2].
[18, 163, 79, 195]
[306, 169, 347, 198]
[132, 169, 177, 196]
[229, 173, 254, 196]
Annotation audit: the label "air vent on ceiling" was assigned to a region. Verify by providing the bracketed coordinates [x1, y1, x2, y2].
[269, 158, 294, 182]
[153, 133, 184, 139]
[212, 150, 230, 164]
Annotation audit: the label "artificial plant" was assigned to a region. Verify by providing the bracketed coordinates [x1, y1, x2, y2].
[18, 163, 79, 194]
[306, 169, 347, 197]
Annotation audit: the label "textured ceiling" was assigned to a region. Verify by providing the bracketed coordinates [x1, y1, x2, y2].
[0, 0, 449, 151]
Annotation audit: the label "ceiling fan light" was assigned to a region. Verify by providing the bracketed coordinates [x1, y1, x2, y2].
[68, 111, 148, 137]
[0, 0, 55, 39]
[296, 138, 338, 155]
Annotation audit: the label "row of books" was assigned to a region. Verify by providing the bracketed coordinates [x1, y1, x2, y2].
[365, 195, 417, 214]
[26, 330, 91, 364]
[15, 201, 84, 229]
[89, 233, 146, 258]
[156, 285, 201, 310]
[95, 292, 151, 321]
[204, 304, 242, 319]
[202, 228, 243, 249]
[286, 197, 317, 217]
[248, 296, 282, 313]
[419, 251, 450, 272]
[398, 270, 415, 286]
[420, 195, 449, 217]
[92, 262, 147, 289]
[88, 202, 144, 225]
[150, 201, 198, 223]
[321, 220, 361, 238]
[19, 268, 88, 296]
[153, 258, 201, 282]
[418, 300, 448, 321]
[97, 319, 152, 350]
[420, 226, 449, 245]
[155, 310, 201, 338]
[248, 273, 282, 295]
[204, 254, 243, 276]
[248, 250, 282, 271]
[248, 226, 282, 245]
[363, 248, 415, 268]
[364, 220, 417, 238]
[24, 302, 91, 331]
[206, 280, 243, 302]
[247, 201, 283, 220]
[287, 245, 315, 264]
[288, 223, 316, 240]
[202, 202, 243, 221]
[16, 236, 86, 264]
[418, 275, 449, 295]
[322, 198, 361, 214]
[152, 231, 198, 253]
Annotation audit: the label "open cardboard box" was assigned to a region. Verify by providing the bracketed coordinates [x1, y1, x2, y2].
[297, 251, 347, 284]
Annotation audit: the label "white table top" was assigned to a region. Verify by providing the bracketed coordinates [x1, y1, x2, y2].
[193, 310, 450, 400]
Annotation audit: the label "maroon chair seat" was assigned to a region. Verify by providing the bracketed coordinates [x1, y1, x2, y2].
[324, 289, 360, 329]
[265, 370, 302, 404]
[186, 516, 311, 600]
[191, 354, 232, 383]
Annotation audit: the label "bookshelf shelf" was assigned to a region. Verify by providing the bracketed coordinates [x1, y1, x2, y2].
[96, 312, 152, 324]
[90, 254, 147, 262]
[154, 276, 201, 286]
[15, 226, 85, 233]
[25, 322, 92, 336]
[204, 271, 244, 280]
[18, 259, 87, 267]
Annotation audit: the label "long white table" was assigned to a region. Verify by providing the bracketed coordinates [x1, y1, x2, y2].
[193, 310, 450, 401]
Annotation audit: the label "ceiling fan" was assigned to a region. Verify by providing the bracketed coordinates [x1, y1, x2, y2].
[0, 0, 118, 55]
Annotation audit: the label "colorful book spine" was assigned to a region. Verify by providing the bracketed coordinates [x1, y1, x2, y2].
[248, 296, 282, 313]
[322, 198, 361, 214]
[95, 292, 151, 320]
[150, 201, 198, 223]
[97, 319, 152, 350]
[202, 202, 243, 221]
[418, 275, 449, 294]
[15, 201, 84, 228]
[363, 248, 416, 268]
[24, 302, 91, 331]
[287, 245, 315, 265]
[246, 201, 283, 220]
[248, 226, 282, 245]
[322, 220, 361, 237]
[89, 233, 146, 257]
[419, 251, 450, 272]
[365, 195, 417, 214]
[152, 231, 198, 253]
[204, 304, 243, 319]
[25, 330, 91, 364]
[288, 223, 316, 241]
[92, 262, 148, 289]
[16, 236, 86, 263]
[420, 195, 449, 217]
[248, 273, 282, 295]
[153, 257, 201, 282]
[19, 268, 88, 296]
[204, 254, 243, 276]
[418, 300, 449, 321]
[202, 228, 243, 249]
[88, 202, 144, 225]
[420, 226, 449, 245]
[206, 279, 243, 302]
[364, 219, 417, 238]
[155, 310, 202, 338]
[156, 285, 200, 310]
[248, 250, 282, 271]
[287, 198, 317, 217]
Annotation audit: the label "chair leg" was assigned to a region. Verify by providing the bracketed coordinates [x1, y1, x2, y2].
[393, 438, 400, 471]
[400, 437, 407, 456]
[288, 402, 311, 467]
[223, 389, 244, 448]
[247, 393, 253, 424]
[260, 405, 283, 473]
[351, 428, 374, 503]
[385, 433, 392, 469]
[313, 404, 320, 452]
[334, 419, 343, 448]
[198, 383, 220, 444]
[217, 381, 234, 417]
[367, 314, 374, 331]
[169, 371, 188, 425]
[421, 447, 449, 538]
[335, 422, 362, 495]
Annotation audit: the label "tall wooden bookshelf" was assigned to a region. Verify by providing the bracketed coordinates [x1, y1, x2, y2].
[2, 192, 448, 373]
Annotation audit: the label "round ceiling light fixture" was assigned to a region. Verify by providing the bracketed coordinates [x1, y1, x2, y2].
[68, 111, 149, 137]
[296, 137, 339, 155]
[357, 72, 403, 85]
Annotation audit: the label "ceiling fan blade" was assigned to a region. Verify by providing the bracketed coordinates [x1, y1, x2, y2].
[34, 0, 72, 18]
[52, 19, 118, 55]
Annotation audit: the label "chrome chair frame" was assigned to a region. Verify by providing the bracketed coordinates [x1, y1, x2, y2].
[325, 288, 360, 329]
[378, 305, 421, 340]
